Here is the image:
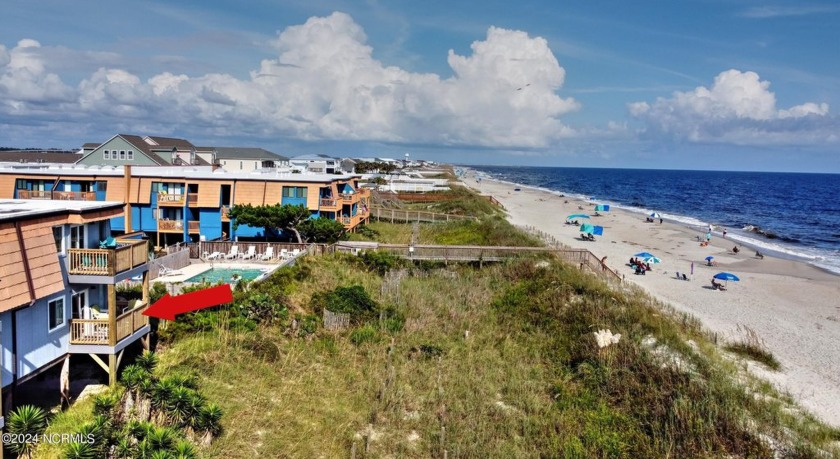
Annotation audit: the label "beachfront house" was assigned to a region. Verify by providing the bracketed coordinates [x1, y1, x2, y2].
[76, 134, 212, 167]
[0, 163, 370, 246]
[211, 147, 290, 172]
[0, 199, 151, 417]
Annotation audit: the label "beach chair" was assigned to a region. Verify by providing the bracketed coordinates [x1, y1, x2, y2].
[290, 248, 301, 258]
[205, 251, 222, 260]
[224, 245, 239, 260]
[279, 248, 289, 260]
[159, 266, 183, 277]
[259, 246, 274, 261]
[241, 245, 256, 260]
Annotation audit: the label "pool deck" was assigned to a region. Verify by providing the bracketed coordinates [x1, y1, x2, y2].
[152, 258, 292, 285]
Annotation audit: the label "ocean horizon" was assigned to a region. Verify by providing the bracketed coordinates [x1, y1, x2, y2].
[466, 165, 840, 275]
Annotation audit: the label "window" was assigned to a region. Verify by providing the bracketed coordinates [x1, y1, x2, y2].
[120, 150, 126, 160]
[127, 150, 134, 160]
[52, 226, 64, 253]
[282, 186, 307, 198]
[16, 179, 26, 190]
[97, 181, 107, 192]
[49, 297, 65, 330]
[70, 225, 85, 249]
[104, 150, 110, 160]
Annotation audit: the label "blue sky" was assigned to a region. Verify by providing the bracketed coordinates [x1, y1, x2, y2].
[1, 0, 838, 172]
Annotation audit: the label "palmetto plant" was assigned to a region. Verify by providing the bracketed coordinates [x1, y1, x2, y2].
[197, 403, 224, 437]
[172, 440, 198, 459]
[146, 426, 177, 451]
[6, 405, 47, 459]
[135, 351, 159, 372]
[64, 441, 98, 459]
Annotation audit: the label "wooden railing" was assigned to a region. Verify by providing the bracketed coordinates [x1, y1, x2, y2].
[158, 219, 184, 231]
[320, 198, 337, 207]
[67, 238, 148, 276]
[158, 193, 185, 204]
[53, 191, 97, 201]
[70, 302, 149, 345]
[369, 206, 478, 223]
[188, 221, 200, 232]
[17, 190, 52, 199]
[341, 216, 351, 224]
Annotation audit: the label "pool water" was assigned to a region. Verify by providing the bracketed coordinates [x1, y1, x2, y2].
[186, 268, 265, 284]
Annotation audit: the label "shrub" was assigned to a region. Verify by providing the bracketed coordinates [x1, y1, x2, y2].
[7, 405, 48, 458]
[356, 250, 402, 275]
[310, 285, 379, 324]
[236, 292, 289, 324]
[350, 324, 380, 346]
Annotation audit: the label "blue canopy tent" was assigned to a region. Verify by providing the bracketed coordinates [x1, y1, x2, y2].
[580, 224, 604, 235]
[594, 204, 610, 212]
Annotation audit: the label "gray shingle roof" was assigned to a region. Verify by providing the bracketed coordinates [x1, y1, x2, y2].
[213, 147, 289, 161]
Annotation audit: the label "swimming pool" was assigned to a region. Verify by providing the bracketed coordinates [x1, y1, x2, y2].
[185, 268, 266, 284]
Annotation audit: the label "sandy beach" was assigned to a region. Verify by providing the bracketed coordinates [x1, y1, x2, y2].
[465, 171, 840, 427]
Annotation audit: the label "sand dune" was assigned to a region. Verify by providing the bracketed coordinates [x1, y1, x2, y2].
[467, 172, 840, 426]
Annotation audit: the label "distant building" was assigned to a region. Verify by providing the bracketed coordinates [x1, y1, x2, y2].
[0, 150, 81, 165]
[290, 154, 340, 174]
[77, 134, 211, 167]
[211, 147, 290, 172]
[340, 158, 356, 174]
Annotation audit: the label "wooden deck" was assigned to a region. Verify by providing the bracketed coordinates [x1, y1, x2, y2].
[67, 237, 148, 276]
[70, 302, 149, 345]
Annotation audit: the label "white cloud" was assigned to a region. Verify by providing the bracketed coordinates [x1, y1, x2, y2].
[629, 69, 834, 145]
[0, 12, 579, 149]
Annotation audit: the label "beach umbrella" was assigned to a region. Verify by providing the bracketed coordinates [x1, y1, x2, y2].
[705, 256, 714, 261]
[641, 256, 661, 264]
[595, 204, 610, 212]
[713, 272, 740, 282]
[634, 251, 656, 258]
[650, 212, 661, 218]
[566, 214, 590, 220]
[713, 272, 740, 287]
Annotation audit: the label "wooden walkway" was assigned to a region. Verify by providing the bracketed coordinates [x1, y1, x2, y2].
[335, 242, 623, 285]
[369, 206, 478, 223]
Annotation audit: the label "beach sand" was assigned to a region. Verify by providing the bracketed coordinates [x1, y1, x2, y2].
[466, 172, 840, 427]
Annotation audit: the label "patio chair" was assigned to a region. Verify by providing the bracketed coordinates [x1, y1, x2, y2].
[224, 245, 239, 260]
[241, 245, 257, 260]
[259, 247, 274, 261]
[159, 266, 183, 277]
[290, 248, 301, 258]
[205, 251, 223, 260]
[278, 249, 289, 260]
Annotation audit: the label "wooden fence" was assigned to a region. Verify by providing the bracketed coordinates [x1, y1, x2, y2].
[369, 206, 478, 223]
[149, 248, 191, 279]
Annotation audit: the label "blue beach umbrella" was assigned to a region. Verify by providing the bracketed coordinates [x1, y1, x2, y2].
[634, 251, 656, 258]
[594, 204, 610, 212]
[705, 256, 714, 261]
[641, 256, 661, 264]
[713, 272, 740, 282]
[566, 214, 590, 220]
[650, 212, 661, 218]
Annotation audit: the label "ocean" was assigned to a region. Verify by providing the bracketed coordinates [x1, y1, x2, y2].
[467, 166, 840, 275]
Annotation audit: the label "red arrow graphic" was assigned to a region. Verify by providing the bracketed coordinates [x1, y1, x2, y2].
[143, 284, 234, 320]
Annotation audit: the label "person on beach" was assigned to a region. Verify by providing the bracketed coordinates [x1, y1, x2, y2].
[723, 228, 727, 238]
[733, 246, 740, 254]
[706, 232, 712, 243]
[601, 256, 608, 272]
[659, 218, 663, 224]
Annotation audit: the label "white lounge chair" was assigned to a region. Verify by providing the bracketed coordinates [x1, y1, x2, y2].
[159, 266, 183, 277]
[259, 247, 274, 261]
[241, 245, 257, 260]
[205, 251, 222, 260]
[224, 245, 239, 260]
[290, 248, 301, 258]
[279, 249, 289, 260]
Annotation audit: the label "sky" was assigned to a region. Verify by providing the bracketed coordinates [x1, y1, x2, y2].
[1, 0, 839, 172]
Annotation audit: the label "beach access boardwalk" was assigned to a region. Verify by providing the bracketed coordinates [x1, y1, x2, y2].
[335, 241, 623, 285]
[369, 205, 479, 223]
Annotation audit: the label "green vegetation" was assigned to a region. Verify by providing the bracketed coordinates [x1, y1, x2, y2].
[227, 203, 312, 243]
[725, 327, 782, 370]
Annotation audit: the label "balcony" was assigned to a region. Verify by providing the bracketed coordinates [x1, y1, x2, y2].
[66, 237, 148, 282]
[158, 193, 185, 206]
[320, 198, 338, 208]
[70, 302, 149, 346]
[188, 220, 200, 233]
[53, 191, 97, 201]
[17, 190, 53, 199]
[158, 219, 183, 232]
[187, 193, 198, 207]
